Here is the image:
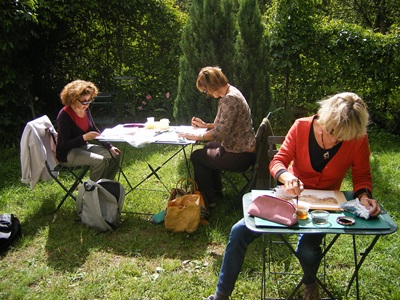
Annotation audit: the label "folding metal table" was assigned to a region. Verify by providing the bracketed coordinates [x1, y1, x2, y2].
[242, 191, 398, 300]
[97, 124, 205, 195]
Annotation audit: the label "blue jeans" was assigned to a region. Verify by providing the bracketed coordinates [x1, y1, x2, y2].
[215, 218, 324, 297]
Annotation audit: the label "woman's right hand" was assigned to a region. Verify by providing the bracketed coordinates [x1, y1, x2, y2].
[191, 116, 205, 128]
[278, 172, 304, 196]
[83, 131, 100, 141]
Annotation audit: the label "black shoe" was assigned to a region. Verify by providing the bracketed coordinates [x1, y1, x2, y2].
[303, 283, 319, 300]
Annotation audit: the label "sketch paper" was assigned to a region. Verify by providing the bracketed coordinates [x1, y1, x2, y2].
[296, 189, 346, 210]
[254, 188, 346, 211]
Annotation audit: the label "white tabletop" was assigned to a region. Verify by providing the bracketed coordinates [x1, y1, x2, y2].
[97, 124, 207, 147]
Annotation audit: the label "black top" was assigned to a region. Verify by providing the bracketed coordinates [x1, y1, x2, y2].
[56, 107, 110, 162]
[309, 121, 342, 172]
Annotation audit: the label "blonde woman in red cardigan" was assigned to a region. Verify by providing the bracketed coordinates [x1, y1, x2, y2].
[204, 92, 381, 300]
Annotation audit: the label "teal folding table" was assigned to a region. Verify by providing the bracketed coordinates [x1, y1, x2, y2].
[243, 191, 398, 300]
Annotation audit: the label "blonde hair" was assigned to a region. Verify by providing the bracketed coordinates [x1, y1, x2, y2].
[318, 92, 369, 141]
[196, 66, 228, 97]
[60, 80, 98, 106]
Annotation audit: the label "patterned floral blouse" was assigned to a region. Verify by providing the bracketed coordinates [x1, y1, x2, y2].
[210, 85, 256, 153]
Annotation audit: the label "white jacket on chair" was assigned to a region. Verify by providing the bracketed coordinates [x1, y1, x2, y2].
[20, 115, 58, 190]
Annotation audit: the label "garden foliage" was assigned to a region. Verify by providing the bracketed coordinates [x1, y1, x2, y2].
[1, 0, 399, 145]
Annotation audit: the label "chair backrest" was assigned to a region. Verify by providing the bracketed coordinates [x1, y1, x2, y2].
[267, 135, 286, 188]
[20, 115, 58, 189]
[244, 117, 275, 191]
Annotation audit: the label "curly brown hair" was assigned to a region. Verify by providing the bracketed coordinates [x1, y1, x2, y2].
[60, 80, 98, 106]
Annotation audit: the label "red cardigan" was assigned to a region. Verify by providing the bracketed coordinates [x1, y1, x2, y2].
[269, 116, 372, 193]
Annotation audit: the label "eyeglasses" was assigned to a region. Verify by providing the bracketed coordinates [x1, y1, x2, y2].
[326, 127, 343, 142]
[78, 98, 93, 105]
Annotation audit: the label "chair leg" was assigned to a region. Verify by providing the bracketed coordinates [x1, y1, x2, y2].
[222, 170, 252, 209]
[53, 175, 81, 213]
[49, 165, 89, 213]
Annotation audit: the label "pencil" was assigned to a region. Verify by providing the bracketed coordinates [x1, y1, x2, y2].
[296, 178, 300, 209]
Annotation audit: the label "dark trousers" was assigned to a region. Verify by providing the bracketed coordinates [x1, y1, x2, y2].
[191, 142, 255, 204]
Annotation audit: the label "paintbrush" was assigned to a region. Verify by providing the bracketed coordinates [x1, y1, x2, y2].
[296, 178, 300, 210]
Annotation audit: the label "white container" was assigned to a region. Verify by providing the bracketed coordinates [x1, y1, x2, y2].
[160, 118, 170, 130]
[145, 117, 155, 129]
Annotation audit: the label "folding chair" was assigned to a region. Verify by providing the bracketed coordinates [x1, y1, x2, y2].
[222, 116, 275, 208]
[267, 135, 285, 188]
[20, 115, 89, 212]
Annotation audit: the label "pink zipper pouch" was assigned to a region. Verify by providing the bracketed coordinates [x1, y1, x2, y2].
[248, 195, 298, 226]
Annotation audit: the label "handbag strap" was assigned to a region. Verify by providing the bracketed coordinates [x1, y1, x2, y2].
[176, 178, 199, 194]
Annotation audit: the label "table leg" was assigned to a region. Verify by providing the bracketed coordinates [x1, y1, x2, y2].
[278, 234, 340, 300]
[346, 235, 380, 300]
[107, 143, 134, 195]
[129, 144, 190, 193]
[182, 144, 192, 178]
[261, 235, 266, 300]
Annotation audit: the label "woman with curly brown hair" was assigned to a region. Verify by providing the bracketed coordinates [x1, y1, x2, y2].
[56, 80, 121, 181]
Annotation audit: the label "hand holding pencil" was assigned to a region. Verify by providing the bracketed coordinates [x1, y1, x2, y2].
[279, 172, 304, 196]
[191, 116, 205, 128]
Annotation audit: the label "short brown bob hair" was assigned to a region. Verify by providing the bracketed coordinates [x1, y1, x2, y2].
[196, 66, 228, 97]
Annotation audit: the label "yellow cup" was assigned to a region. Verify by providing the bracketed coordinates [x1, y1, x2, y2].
[297, 205, 310, 220]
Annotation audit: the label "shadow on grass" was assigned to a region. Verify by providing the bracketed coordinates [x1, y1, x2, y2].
[115, 143, 197, 194]
[367, 129, 400, 215]
[20, 179, 243, 273]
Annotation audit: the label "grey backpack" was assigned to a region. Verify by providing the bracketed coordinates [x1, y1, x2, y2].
[76, 179, 125, 231]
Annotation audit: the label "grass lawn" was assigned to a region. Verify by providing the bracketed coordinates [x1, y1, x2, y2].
[0, 128, 399, 300]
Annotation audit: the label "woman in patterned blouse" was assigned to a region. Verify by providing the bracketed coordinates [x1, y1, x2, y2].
[180, 66, 256, 208]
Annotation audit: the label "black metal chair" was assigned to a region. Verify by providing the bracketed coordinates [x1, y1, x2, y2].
[222, 116, 275, 209]
[20, 115, 90, 213]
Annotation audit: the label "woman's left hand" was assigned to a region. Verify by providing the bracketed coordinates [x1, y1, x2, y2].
[110, 146, 121, 156]
[178, 133, 201, 141]
[359, 196, 381, 217]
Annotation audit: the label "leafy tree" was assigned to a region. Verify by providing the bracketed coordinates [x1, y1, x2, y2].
[266, 0, 400, 133]
[267, 0, 318, 114]
[173, 0, 236, 123]
[316, 21, 400, 132]
[320, 0, 400, 34]
[234, 0, 272, 126]
[29, 0, 185, 122]
[0, 0, 40, 143]
[2, 0, 400, 144]
[0, 0, 186, 143]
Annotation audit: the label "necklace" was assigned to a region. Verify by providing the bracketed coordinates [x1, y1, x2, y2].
[321, 130, 330, 160]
